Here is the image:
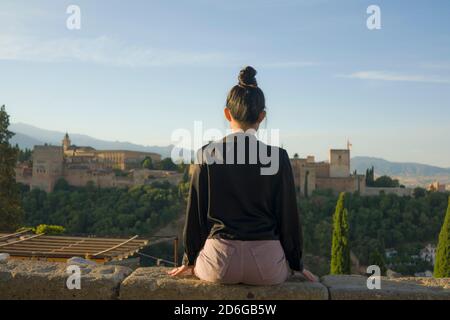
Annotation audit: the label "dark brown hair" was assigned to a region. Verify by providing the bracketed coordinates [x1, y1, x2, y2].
[226, 66, 266, 124]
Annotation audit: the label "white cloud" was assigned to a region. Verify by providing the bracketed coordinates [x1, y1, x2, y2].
[0, 34, 233, 67]
[0, 34, 318, 69]
[337, 70, 450, 84]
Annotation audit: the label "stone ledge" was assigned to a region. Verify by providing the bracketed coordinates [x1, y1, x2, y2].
[390, 277, 450, 289]
[120, 267, 329, 300]
[1, 259, 449, 300]
[0, 260, 132, 300]
[322, 275, 450, 300]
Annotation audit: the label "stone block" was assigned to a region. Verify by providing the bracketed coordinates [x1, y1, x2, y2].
[321, 275, 450, 300]
[120, 267, 329, 300]
[0, 260, 132, 300]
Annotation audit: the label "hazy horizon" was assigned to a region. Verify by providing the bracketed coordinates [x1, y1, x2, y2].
[9, 121, 450, 169]
[2, 0, 450, 167]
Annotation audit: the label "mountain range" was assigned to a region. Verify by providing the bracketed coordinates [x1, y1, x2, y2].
[10, 123, 450, 187]
[351, 157, 450, 177]
[351, 157, 450, 187]
[10, 123, 175, 159]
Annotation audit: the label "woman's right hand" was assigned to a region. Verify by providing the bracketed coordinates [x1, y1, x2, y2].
[297, 269, 318, 282]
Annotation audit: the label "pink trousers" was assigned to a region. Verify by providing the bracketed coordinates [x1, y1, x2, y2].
[194, 238, 292, 285]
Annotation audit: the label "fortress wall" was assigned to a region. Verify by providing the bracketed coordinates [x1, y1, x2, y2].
[315, 162, 330, 178]
[290, 160, 318, 197]
[14, 168, 32, 185]
[63, 169, 94, 187]
[316, 176, 361, 194]
[31, 146, 64, 192]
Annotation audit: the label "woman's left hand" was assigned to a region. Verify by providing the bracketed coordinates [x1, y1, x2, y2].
[167, 265, 195, 277]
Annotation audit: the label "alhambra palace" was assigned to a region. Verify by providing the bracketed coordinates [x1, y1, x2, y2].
[291, 149, 365, 197]
[15, 133, 183, 192]
[15, 133, 412, 196]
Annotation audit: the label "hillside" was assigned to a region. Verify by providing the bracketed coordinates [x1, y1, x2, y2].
[10, 132, 44, 150]
[351, 156, 450, 176]
[351, 156, 450, 187]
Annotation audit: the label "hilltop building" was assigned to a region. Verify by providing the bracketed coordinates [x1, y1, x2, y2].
[290, 149, 366, 197]
[15, 134, 182, 192]
[290, 148, 414, 197]
[61, 133, 160, 170]
[420, 244, 436, 265]
[428, 181, 447, 192]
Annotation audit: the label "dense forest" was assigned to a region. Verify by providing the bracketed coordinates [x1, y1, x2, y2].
[301, 189, 448, 275]
[17, 176, 448, 275]
[18, 180, 188, 237]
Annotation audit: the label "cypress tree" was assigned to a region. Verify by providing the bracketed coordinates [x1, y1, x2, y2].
[0, 105, 23, 231]
[365, 166, 375, 187]
[369, 249, 387, 276]
[304, 170, 309, 198]
[330, 192, 351, 274]
[434, 196, 450, 278]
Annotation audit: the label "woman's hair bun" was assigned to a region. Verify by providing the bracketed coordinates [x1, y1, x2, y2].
[238, 66, 258, 87]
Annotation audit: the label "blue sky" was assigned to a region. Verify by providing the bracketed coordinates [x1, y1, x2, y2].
[1, 0, 450, 166]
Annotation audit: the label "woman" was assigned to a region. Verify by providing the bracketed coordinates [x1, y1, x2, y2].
[169, 66, 317, 284]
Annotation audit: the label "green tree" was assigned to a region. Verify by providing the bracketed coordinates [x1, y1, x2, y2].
[330, 192, 351, 274]
[374, 175, 400, 188]
[365, 166, 375, 187]
[0, 105, 23, 231]
[434, 196, 450, 278]
[182, 165, 190, 183]
[156, 158, 178, 171]
[54, 178, 70, 191]
[34, 224, 66, 235]
[142, 156, 154, 169]
[19, 182, 185, 237]
[304, 170, 309, 198]
[413, 187, 426, 199]
[17, 147, 32, 162]
[369, 249, 387, 276]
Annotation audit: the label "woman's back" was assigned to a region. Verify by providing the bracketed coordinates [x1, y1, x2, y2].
[169, 66, 307, 284]
[203, 132, 291, 241]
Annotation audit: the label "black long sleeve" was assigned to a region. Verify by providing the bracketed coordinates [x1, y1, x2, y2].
[182, 160, 209, 266]
[275, 149, 304, 271]
[181, 135, 304, 271]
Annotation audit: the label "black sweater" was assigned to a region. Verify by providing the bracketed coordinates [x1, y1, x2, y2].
[182, 132, 304, 271]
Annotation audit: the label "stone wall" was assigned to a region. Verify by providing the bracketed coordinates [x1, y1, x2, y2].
[316, 176, 365, 194]
[31, 145, 64, 192]
[1, 260, 449, 300]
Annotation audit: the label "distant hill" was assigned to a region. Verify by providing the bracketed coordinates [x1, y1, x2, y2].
[10, 122, 175, 159]
[351, 156, 450, 176]
[10, 132, 44, 150]
[10, 123, 450, 186]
